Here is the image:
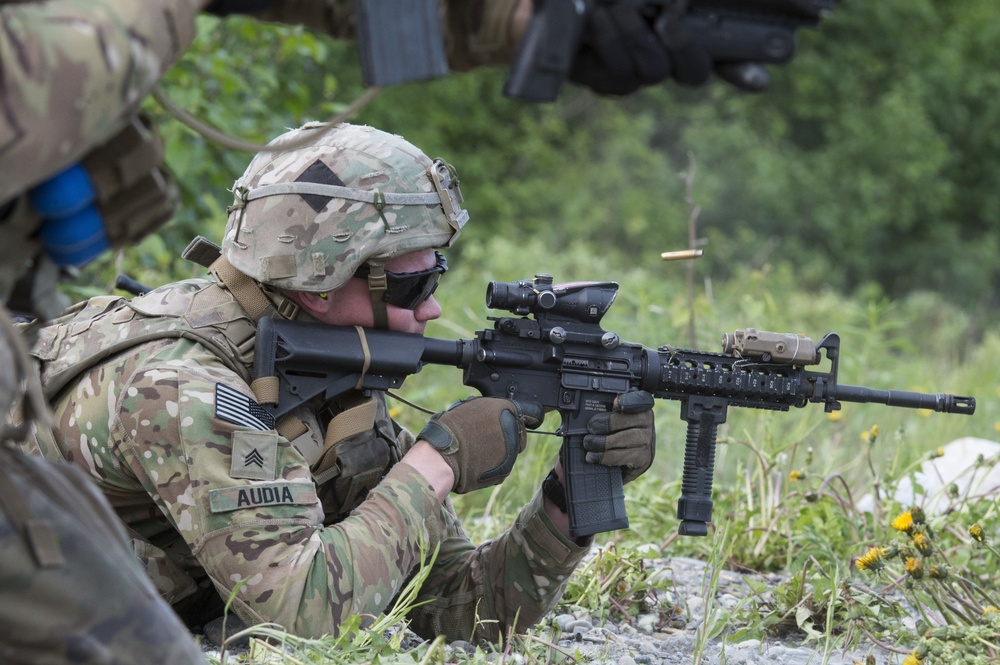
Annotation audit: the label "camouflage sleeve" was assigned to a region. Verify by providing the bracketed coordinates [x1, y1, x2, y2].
[55, 339, 448, 637]
[216, 0, 523, 71]
[388, 410, 588, 643]
[0, 0, 201, 202]
[407, 481, 591, 643]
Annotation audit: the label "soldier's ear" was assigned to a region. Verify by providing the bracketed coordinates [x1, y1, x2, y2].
[289, 291, 329, 317]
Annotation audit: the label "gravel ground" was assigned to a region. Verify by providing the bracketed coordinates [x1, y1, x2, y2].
[199, 553, 902, 664]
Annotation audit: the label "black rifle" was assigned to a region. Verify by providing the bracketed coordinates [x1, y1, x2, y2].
[253, 274, 975, 538]
[504, 0, 838, 102]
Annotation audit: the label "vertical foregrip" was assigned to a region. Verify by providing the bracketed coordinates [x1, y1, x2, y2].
[676, 403, 724, 537]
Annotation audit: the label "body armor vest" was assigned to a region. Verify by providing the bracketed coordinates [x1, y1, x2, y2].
[28, 277, 401, 519]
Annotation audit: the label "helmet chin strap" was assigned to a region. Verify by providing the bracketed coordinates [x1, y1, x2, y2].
[365, 263, 390, 330]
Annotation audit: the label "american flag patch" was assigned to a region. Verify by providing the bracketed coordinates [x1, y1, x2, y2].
[215, 383, 276, 431]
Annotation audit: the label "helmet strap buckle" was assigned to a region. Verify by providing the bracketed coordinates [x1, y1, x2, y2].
[274, 296, 302, 321]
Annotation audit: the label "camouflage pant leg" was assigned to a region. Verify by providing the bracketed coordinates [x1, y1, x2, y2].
[0, 445, 207, 665]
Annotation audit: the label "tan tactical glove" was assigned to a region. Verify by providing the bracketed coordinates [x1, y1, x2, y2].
[418, 397, 533, 494]
[583, 390, 655, 484]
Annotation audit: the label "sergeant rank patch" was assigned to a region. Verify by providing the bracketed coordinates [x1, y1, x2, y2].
[230, 430, 279, 481]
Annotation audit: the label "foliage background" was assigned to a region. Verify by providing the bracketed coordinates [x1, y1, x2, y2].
[69, 0, 1000, 315]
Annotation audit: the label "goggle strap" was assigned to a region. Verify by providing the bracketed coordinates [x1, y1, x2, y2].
[366, 263, 390, 330]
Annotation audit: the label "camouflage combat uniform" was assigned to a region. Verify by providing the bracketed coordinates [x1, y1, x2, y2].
[22, 270, 590, 643]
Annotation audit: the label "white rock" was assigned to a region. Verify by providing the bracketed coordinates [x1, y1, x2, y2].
[856, 437, 1000, 513]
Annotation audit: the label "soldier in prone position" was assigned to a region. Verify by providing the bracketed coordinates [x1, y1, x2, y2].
[17, 122, 656, 642]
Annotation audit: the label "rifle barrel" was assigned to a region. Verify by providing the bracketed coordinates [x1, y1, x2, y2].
[834, 385, 976, 415]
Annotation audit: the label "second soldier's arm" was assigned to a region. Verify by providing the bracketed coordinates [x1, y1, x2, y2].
[0, 0, 210, 203]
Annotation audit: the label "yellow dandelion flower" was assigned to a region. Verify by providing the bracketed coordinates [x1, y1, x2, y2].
[912, 532, 933, 556]
[905, 557, 924, 580]
[855, 546, 888, 573]
[388, 406, 403, 419]
[902, 651, 923, 665]
[983, 606, 1000, 618]
[870, 424, 879, 439]
[827, 411, 843, 422]
[891, 511, 915, 533]
[995, 421, 1000, 433]
[789, 470, 805, 482]
[970, 524, 985, 543]
[860, 430, 870, 443]
[933, 447, 944, 458]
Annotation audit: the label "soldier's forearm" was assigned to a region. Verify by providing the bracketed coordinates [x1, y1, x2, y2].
[402, 440, 455, 500]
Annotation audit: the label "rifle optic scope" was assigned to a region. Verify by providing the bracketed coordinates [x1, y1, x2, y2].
[486, 275, 620, 324]
[486, 275, 557, 315]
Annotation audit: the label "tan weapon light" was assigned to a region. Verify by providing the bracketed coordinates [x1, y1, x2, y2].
[721, 328, 819, 365]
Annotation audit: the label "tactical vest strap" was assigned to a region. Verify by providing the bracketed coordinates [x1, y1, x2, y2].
[276, 415, 309, 442]
[208, 254, 302, 323]
[209, 256, 273, 321]
[323, 397, 379, 451]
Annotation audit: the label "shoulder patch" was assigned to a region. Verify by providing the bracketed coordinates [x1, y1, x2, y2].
[215, 383, 275, 431]
[230, 430, 279, 481]
[208, 481, 317, 513]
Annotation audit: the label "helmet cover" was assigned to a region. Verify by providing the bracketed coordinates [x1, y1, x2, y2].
[222, 122, 468, 293]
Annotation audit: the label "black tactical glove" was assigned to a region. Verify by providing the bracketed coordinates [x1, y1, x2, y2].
[568, 0, 768, 95]
[583, 390, 655, 484]
[418, 397, 538, 494]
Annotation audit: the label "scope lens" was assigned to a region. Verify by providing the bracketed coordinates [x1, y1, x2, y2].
[486, 281, 535, 312]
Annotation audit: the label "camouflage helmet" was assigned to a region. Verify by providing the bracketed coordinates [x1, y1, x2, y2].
[222, 122, 468, 293]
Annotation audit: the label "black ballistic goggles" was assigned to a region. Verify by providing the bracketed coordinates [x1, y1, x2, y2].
[354, 251, 448, 310]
